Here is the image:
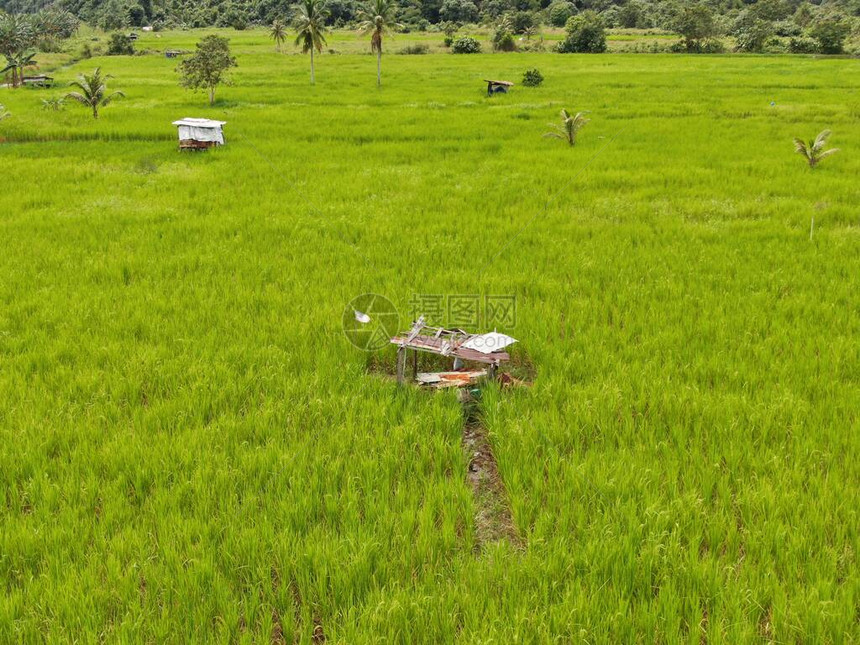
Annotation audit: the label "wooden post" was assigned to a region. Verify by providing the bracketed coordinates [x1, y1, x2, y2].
[412, 350, 418, 380]
[488, 362, 497, 381]
[396, 346, 406, 385]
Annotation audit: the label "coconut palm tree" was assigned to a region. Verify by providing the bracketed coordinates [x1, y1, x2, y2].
[794, 130, 839, 168]
[270, 18, 287, 51]
[293, 0, 328, 85]
[357, 0, 401, 87]
[65, 68, 125, 119]
[544, 109, 590, 146]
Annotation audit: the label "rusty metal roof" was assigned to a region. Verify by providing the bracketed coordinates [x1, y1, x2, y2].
[390, 319, 515, 365]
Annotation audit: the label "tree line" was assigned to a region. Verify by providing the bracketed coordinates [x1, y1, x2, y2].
[1, 0, 857, 58]
[0, 0, 856, 43]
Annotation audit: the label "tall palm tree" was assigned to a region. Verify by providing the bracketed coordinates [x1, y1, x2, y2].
[544, 109, 590, 146]
[357, 0, 401, 87]
[270, 18, 287, 52]
[292, 0, 328, 85]
[65, 68, 125, 119]
[794, 130, 839, 168]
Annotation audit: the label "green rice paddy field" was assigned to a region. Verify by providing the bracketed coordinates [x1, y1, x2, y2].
[1, 29, 859, 643]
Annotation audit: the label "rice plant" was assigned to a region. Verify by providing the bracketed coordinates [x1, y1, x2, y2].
[0, 32, 857, 643]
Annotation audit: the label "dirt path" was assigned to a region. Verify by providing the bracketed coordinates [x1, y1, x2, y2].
[460, 397, 523, 550]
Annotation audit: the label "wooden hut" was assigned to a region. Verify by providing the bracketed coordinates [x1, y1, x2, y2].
[484, 79, 513, 96]
[172, 118, 226, 150]
[390, 317, 517, 386]
[22, 75, 54, 88]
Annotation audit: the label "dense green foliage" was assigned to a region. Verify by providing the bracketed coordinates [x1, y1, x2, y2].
[106, 30, 134, 54]
[557, 10, 606, 52]
[1, 0, 858, 54]
[0, 29, 858, 642]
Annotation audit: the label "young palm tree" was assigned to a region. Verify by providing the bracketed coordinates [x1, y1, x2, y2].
[544, 109, 590, 146]
[357, 0, 401, 87]
[65, 68, 125, 119]
[270, 18, 287, 52]
[794, 130, 839, 168]
[293, 0, 328, 85]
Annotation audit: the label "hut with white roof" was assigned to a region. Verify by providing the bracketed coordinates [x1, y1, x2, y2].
[172, 118, 226, 150]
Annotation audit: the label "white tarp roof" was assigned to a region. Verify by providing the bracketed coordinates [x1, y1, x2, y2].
[460, 332, 517, 354]
[173, 118, 226, 144]
[172, 117, 226, 128]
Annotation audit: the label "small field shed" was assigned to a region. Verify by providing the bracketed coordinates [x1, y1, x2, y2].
[172, 118, 226, 150]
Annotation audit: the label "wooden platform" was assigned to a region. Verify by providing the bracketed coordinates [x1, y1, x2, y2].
[179, 139, 217, 150]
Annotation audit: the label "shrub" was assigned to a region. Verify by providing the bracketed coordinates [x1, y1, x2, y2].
[548, 1, 574, 28]
[399, 44, 429, 54]
[789, 35, 819, 53]
[522, 68, 543, 86]
[493, 29, 516, 51]
[451, 36, 481, 53]
[107, 33, 135, 55]
[700, 39, 726, 53]
[520, 39, 546, 52]
[670, 38, 725, 54]
[443, 36, 454, 47]
[557, 11, 606, 53]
